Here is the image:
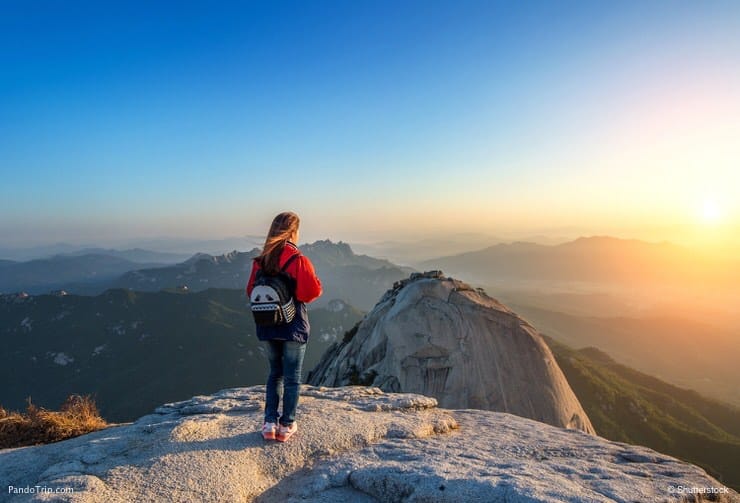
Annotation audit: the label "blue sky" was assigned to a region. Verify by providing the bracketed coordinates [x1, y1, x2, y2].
[1, 0, 738, 248]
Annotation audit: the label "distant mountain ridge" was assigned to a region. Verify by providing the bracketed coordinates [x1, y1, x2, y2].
[0, 254, 165, 295]
[420, 235, 738, 287]
[0, 240, 414, 310]
[0, 236, 266, 261]
[0, 242, 94, 261]
[110, 240, 414, 310]
[56, 247, 191, 264]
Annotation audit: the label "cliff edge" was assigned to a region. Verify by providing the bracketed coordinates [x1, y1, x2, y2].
[0, 386, 735, 502]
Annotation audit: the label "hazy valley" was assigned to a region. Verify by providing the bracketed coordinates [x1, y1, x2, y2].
[1, 288, 363, 422]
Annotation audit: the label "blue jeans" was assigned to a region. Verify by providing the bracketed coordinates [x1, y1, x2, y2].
[264, 340, 306, 426]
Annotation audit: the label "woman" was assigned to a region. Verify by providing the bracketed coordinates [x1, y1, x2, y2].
[246, 212, 322, 442]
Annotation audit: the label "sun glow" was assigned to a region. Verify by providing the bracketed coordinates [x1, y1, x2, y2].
[700, 199, 723, 224]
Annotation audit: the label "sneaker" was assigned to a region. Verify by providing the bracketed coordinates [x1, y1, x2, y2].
[262, 422, 277, 440]
[276, 422, 298, 443]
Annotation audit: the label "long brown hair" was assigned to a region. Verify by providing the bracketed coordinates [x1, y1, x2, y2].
[257, 211, 300, 275]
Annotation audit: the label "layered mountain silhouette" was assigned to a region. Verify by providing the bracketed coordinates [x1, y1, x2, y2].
[0, 254, 167, 295]
[0, 237, 265, 261]
[109, 240, 413, 310]
[309, 271, 595, 434]
[420, 236, 739, 287]
[0, 240, 413, 310]
[54, 247, 191, 264]
[5, 237, 736, 297]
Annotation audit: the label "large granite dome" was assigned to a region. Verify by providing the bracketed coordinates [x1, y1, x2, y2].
[308, 271, 595, 434]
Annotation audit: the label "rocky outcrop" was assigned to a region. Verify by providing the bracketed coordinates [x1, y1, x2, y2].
[0, 386, 735, 502]
[308, 271, 595, 434]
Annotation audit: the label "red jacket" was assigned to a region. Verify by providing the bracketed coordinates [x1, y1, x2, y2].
[246, 242, 322, 303]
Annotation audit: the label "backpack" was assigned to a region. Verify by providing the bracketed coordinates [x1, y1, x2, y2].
[249, 253, 299, 327]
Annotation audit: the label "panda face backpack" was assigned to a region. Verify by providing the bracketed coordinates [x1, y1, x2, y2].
[249, 254, 299, 327]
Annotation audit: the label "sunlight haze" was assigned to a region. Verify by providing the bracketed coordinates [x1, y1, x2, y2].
[1, 1, 738, 255]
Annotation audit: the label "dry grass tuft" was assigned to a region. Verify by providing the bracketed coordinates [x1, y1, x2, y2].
[0, 395, 108, 449]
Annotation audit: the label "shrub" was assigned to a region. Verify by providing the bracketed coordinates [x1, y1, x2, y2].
[0, 395, 108, 449]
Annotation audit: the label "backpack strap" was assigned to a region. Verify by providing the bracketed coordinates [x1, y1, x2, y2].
[279, 252, 300, 273]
